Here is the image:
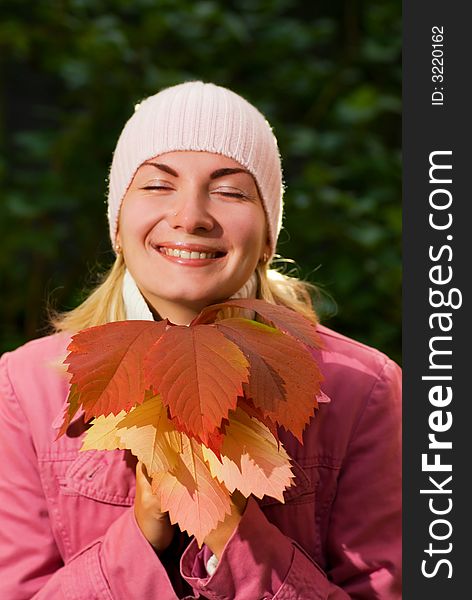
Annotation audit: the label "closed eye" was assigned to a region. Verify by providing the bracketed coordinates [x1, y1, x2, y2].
[141, 185, 173, 191]
[211, 187, 254, 200]
[218, 191, 247, 198]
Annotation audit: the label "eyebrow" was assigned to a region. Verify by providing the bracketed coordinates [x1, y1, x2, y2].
[143, 162, 179, 177]
[209, 167, 252, 180]
[143, 162, 252, 180]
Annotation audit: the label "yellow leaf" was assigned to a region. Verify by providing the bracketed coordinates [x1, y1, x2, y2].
[116, 395, 182, 474]
[81, 411, 128, 451]
[202, 408, 294, 502]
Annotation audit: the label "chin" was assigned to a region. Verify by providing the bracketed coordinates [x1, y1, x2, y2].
[154, 292, 218, 311]
[165, 285, 236, 304]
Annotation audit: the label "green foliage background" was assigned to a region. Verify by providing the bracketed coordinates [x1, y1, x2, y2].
[0, 0, 401, 363]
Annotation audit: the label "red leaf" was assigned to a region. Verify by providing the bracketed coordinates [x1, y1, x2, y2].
[56, 383, 81, 438]
[216, 319, 323, 441]
[60, 300, 324, 451]
[64, 320, 168, 423]
[145, 325, 249, 446]
[193, 298, 321, 349]
[216, 319, 287, 412]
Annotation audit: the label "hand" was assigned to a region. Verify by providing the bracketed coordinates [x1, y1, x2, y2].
[134, 461, 175, 554]
[203, 490, 248, 559]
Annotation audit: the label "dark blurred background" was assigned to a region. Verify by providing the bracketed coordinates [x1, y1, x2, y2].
[0, 0, 401, 363]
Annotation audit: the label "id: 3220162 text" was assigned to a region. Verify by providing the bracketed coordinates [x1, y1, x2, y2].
[432, 26, 445, 106]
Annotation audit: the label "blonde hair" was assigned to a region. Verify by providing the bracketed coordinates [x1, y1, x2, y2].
[51, 255, 319, 333]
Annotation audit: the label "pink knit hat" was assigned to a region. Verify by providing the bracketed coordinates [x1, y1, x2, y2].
[107, 81, 284, 256]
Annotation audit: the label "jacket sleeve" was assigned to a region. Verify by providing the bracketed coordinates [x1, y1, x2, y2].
[0, 354, 185, 600]
[180, 358, 402, 600]
[181, 498, 350, 599]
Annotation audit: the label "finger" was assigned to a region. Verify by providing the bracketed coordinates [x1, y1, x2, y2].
[136, 460, 152, 485]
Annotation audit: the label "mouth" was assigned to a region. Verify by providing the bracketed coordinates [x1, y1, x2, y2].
[151, 242, 226, 263]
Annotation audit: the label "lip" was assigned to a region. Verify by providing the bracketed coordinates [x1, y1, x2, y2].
[150, 241, 227, 267]
[155, 241, 227, 254]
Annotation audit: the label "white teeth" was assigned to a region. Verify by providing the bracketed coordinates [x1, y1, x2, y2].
[161, 247, 218, 259]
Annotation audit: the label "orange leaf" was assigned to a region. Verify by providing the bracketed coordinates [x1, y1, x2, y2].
[217, 318, 322, 441]
[63, 320, 168, 424]
[216, 319, 288, 411]
[56, 383, 81, 438]
[202, 407, 294, 501]
[145, 325, 249, 446]
[194, 298, 321, 349]
[151, 436, 231, 545]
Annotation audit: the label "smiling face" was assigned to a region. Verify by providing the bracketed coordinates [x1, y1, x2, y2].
[116, 151, 270, 324]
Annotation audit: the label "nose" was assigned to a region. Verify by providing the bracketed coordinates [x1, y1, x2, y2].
[167, 191, 215, 233]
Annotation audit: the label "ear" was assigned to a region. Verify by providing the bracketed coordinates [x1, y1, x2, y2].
[260, 239, 271, 264]
[114, 231, 122, 253]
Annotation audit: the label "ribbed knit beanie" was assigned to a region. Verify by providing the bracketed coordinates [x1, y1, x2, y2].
[107, 81, 284, 256]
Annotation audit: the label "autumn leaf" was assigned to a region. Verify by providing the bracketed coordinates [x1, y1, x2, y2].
[216, 318, 322, 441]
[193, 298, 321, 349]
[64, 320, 168, 424]
[144, 324, 250, 447]
[202, 407, 294, 501]
[151, 436, 232, 545]
[57, 383, 82, 438]
[236, 396, 280, 443]
[56, 297, 331, 543]
[216, 319, 286, 412]
[172, 420, 227, 458]
[81, 411, 128, 451]
[59, 300, 323, 445]
[116, 395, 182, 474]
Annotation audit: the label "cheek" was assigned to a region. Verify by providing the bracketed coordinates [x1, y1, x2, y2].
[230, 214, 266, 255]
[119, 200, 157, 243]
[239, 228, 263, 252]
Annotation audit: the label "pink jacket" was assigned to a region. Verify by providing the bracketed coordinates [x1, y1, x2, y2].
[0, 325, 401, 599]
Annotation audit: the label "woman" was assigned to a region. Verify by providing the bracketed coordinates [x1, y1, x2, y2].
[0, 81, 401, 599]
